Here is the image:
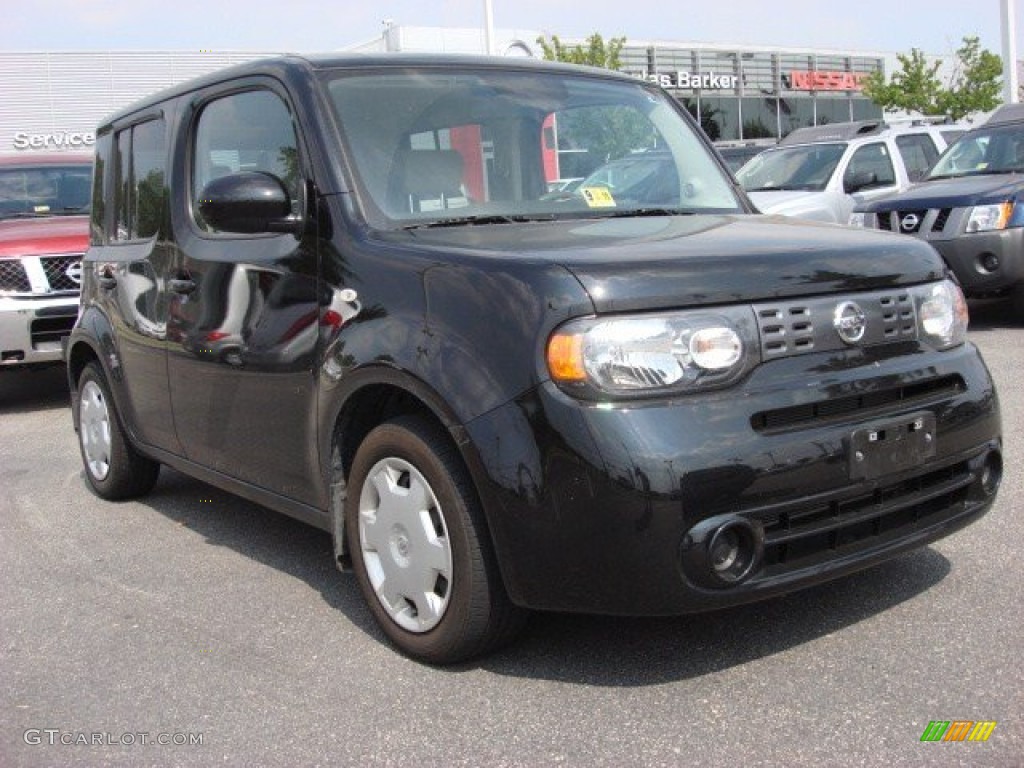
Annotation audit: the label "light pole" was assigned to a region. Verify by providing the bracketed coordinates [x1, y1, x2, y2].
[1002, 0, 1019, 103]
[483, 0, 495, 55]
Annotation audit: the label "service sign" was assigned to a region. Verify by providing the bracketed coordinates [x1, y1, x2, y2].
[12, 130, 96, 151]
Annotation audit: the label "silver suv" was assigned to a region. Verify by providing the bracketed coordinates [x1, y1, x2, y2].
[736, 120, 958, 224]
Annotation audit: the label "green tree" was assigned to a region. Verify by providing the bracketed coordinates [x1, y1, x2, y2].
[536, 33, 626, 70]
[862, 36, 1002, 121]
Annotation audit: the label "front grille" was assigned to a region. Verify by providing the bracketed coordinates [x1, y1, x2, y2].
[0, 259, 31, 292]
[754, 288, 917, 362]
[877, 213, 893, 231]
[41, 254, 83, 292]
[0, 253, 83, 295]
[751, 374, 965, 432]
[30, 313, 76, 346]
[931, 208, 951, 232]
[754, 460, 974, 575]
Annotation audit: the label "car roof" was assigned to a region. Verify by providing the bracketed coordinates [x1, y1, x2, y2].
[98, 53, 641, 130]
[985, 103, 1024, 125]
[0, 153, 92, 167]
[778, 119, 950, 148]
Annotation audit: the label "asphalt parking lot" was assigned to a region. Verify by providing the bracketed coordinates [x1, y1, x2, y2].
[1, 300, 1021, 768]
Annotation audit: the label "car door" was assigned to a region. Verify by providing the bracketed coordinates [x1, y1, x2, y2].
[840, 141, 898, 222]
[87, 116, 181, 454]
[166, 83, 321, 503]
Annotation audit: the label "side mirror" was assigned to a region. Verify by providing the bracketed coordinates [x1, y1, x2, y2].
[845, 170, 878, 194]
[907, 169, 924, 183]
[198, 171, 296, 234]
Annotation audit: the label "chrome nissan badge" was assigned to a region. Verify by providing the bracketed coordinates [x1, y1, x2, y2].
[65, 260, 83, 285]
[833, 301, 867, 344]
[900, 213, 920, 232]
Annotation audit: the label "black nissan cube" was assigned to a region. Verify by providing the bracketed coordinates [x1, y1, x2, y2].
[66, 54, 1002, 663]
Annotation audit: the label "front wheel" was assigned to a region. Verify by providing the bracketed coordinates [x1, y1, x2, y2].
[76, 361, 160, 500]
[344, 415, 526, 664]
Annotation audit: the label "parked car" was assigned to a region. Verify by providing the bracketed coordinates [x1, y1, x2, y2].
[736, 120, 955, 223]
[850, 105, 1024, 316]
[716, 141, 773, 173]
[0, 153, 91, 369]
[66, 54, 1002, 664]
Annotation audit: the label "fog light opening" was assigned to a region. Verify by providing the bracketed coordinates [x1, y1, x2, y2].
[980, 451, 1002, 497]
[706, 522, 757, 585]
[979, 253, 1000, 273]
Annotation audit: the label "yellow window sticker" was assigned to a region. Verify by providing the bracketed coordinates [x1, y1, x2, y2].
[581, 186, 616, 208]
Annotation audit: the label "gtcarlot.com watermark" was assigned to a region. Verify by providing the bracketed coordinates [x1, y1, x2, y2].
[24, 729, 203, 747]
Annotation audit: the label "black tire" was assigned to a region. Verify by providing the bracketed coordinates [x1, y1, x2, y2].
[344, 415, 526, 664]
[1010, 282, 1024, 323]
[76, 361, 160, 500]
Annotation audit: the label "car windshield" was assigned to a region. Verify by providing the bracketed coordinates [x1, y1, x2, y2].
[925, 122, 1024, 180]
[321, 66, 742, 229]
[0, 164, 92, 220]
[735, 143, 846, 192]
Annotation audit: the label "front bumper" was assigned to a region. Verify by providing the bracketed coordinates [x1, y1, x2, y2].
[0, 294, 79, 368]
[465, 341, 1002, 615]
[929, 227, 1024, 296]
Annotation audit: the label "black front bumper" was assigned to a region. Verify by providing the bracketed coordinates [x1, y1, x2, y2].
[464, 341, 1002, 615]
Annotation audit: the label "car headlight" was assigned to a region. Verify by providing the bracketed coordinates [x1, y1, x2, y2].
[914, 279, 968, 350]
[848, 211, 868, 228]
[547, 307, 758, 398]
[965, 202, 1014, 233]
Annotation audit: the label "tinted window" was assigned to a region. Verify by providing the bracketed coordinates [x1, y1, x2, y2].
[112, 119, 167, 241]
[191, 90, 299, 232]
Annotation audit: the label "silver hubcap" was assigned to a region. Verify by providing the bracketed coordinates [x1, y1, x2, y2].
[358, 457, 453, 633]
[79, 380, 112, 481]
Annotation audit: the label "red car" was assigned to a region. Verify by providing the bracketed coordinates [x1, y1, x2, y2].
[0, 153, 91, 369]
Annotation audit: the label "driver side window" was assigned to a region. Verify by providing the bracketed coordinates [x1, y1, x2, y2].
[192, 89, 300, 232]
[844, 142, 896, 191]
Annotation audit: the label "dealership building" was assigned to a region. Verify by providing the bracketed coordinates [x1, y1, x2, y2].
[2, 26, 1022, 155]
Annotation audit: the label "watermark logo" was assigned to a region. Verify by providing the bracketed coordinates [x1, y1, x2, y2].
[920, 720, 997, 742]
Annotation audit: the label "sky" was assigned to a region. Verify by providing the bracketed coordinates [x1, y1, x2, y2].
[0, 0, 1020, 61]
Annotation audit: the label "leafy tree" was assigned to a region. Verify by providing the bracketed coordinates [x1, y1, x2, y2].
[536, 33, 625, 70]
[861, 36, 1002, 121]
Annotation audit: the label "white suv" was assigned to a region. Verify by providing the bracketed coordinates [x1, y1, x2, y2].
[735, 120, 959, 224]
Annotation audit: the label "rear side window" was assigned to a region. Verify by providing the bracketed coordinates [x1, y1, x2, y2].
[112, 119, 167, 242]
[191, 89, 300, 232]
[895, 134, 939, 179]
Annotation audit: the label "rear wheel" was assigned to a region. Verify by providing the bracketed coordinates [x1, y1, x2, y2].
[344, 415, 526, 664]
[77, 362, 160, 500]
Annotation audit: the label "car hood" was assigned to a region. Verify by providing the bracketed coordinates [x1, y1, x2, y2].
[385, 214, 944, 313]
[0, 215, 89, 258]
[861, 173, 1024, 211]
[746, 190, 842, 222]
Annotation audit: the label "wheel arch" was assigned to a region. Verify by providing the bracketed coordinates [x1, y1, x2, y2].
[323, 365, 499, 572]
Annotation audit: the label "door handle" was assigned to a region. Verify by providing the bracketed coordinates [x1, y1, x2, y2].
[169, 278, 196, 295]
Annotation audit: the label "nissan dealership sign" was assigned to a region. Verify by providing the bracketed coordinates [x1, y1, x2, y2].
[12, 130, 96, 151]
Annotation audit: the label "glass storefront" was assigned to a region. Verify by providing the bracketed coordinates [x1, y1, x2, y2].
[620, 44, 884, 142]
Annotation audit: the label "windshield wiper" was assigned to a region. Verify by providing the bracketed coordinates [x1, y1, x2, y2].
[744, 185, 814, 192]
[402, 213, 555, 230]
[601, 207, 697, 218]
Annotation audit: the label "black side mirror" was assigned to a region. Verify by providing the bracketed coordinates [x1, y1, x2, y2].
[845, 170, 879, 194]
[198, 171, 297, 234]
